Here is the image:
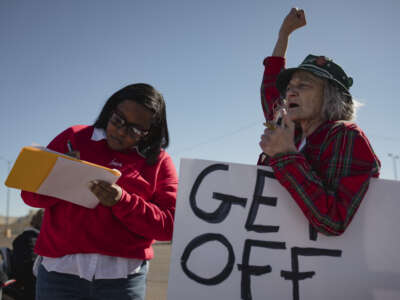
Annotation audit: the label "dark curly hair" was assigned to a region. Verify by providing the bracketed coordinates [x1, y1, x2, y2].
[93, 83, 169, 165]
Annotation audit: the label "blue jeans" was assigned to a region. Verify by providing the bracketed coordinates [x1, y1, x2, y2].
[36, 261, 148, 300]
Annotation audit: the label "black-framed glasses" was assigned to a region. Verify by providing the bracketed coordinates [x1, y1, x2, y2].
[109, 110, 149, 138]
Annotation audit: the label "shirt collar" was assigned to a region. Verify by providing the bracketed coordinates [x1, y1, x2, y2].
[91, 127, 107, 141]
[91, 127, 146, 158]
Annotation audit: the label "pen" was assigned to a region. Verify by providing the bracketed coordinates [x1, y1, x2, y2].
[67, 140, 73, 153]
[263, 113, 283, 131]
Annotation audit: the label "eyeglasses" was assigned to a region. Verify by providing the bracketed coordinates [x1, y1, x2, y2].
[109, 110, 149, 138]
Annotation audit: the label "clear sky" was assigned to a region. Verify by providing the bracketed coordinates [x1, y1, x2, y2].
[1, 0, 399, 217]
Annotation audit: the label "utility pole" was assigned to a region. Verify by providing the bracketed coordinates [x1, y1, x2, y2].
[388, 153, 399, 180]
[0, 156, 11, 236]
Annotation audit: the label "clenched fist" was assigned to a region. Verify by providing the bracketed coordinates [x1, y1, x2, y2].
[279, 7, 306, 37]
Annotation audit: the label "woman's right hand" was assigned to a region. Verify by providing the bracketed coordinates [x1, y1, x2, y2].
[279, 7, 306, 37]
[65, 140, 80, 159]
[272, 8, 306, 57]
[65, 150, 80, 159]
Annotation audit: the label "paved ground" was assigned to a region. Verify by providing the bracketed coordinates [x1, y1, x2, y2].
[0, 236, 172, 300]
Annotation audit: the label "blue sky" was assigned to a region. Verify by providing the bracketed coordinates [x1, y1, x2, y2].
[1, 0, 399, 216]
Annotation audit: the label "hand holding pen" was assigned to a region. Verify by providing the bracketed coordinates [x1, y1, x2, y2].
[64, 139, 122, 206]
[259, 108, 297, 159]
[259, 109, 283, 163]
[66, 140, 80, 159]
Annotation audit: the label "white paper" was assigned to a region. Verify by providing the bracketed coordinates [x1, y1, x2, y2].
[37, 156, 120, 208]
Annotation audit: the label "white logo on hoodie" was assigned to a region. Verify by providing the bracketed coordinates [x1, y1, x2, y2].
[109, 158, 123, 168]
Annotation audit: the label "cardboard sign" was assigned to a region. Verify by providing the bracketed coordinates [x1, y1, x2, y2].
[167, 159, 400, 300]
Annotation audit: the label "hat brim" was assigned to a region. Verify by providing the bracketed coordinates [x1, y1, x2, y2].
[276, 66, 351, 97]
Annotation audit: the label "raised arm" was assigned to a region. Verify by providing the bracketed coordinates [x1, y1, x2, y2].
[261, 8, 306, 121]
[273, 8, 306, 57]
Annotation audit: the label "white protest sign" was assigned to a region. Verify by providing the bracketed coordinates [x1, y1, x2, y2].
[167, 158, 400, 300]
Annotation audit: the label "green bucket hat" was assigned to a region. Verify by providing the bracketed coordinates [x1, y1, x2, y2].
[276, 54, 353, 98]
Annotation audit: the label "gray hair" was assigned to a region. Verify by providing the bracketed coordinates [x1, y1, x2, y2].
[321, 80, 359, 121]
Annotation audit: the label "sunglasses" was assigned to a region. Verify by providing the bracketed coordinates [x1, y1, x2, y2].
[109, 110, 149, 138]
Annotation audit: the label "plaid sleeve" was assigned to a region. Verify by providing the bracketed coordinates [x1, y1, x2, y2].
[261, 56, 285, 121]
[269, 126, 381, 236]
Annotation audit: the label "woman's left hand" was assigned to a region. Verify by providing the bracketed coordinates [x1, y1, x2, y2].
[259, 110, 297, 157]
[88, 180, 123, 207]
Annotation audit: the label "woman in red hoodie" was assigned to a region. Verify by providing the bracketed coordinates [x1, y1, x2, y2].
[21, 83, 178, 300]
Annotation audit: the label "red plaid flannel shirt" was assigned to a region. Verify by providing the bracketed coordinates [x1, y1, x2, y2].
[258, 56, 381, 236]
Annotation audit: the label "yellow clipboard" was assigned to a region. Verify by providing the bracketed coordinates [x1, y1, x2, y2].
[5, 146, 121, 208]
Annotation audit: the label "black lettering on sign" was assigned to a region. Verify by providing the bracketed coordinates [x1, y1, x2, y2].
[181, 233, 235, 285]
[309, 223, 318, 241]
[190, 164, 247, 223]
[281, 247, 342, 300]
[237, 239, 286, 300]
[245, 169, 279, 233]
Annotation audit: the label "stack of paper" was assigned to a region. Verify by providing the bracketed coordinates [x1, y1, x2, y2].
[5, 146, 121, 208]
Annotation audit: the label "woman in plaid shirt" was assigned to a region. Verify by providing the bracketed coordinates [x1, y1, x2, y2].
[259, 8, 381, 236]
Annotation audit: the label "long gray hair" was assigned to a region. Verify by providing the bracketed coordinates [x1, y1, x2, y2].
[321, 80, 359, 121]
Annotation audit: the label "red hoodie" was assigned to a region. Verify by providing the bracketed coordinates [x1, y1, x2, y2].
[21, 125, 178, 260]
